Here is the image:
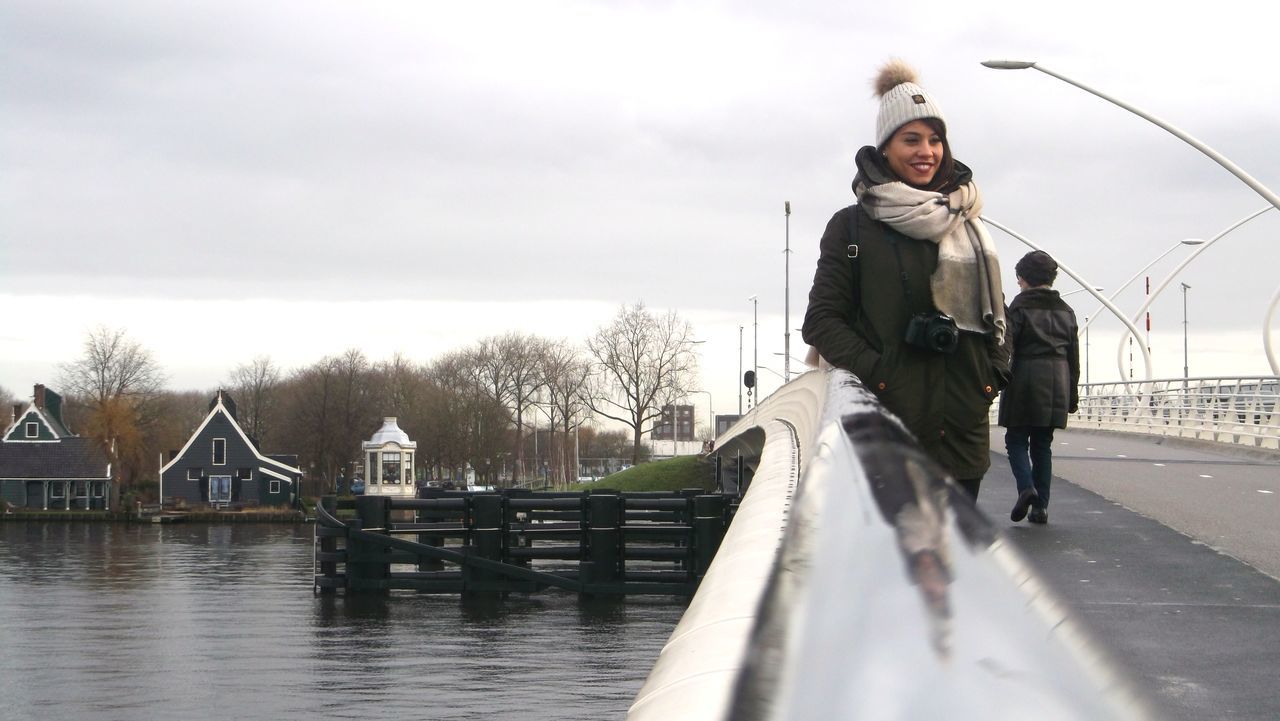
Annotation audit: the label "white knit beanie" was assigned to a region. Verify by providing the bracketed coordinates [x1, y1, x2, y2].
[874, 59, 946, 147]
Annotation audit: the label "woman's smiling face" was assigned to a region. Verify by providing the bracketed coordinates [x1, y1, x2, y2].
[884, 119, 945, 188]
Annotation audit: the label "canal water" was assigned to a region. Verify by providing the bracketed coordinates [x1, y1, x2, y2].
[0, 522, 687, 720]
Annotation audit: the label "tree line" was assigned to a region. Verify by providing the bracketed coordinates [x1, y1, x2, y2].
[3, 303, 700, 499]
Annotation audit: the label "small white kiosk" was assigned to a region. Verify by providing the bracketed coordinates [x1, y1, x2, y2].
[361, 417, 417, 497]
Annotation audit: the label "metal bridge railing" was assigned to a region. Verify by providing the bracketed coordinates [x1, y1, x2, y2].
[993, 376, 1279, 450]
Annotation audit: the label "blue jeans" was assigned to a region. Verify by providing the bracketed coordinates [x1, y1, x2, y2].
[1005, 426, 1055, 508]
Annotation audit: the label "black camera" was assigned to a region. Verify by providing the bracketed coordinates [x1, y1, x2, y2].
[904, 311, 959, 354]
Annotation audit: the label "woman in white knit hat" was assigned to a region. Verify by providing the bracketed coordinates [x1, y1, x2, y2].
[802, 59, 1009, 499]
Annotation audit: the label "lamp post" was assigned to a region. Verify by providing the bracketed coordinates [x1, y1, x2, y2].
[981, 60, 1280, 214]
[1265, 286, 1280, 376]
[1084, 316, 1091, 385]
[784, 200, 792, 382]
[1078, 239, 1203, 337]
[1115, 206, 1276, 377]
[1181, 283, 1192, 379]
[738, 325, 744, 414]
[747, 295, 758, 407]
[981, 215, 1152, 381]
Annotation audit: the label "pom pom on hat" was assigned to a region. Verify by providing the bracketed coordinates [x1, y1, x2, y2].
[873, 59, 947, 147]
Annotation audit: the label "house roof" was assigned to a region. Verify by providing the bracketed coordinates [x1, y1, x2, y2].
[0, 437, 111, 480]
[160, 392, 302, 476]
[364, 417, 416, 449]
[3, 405, 71, 442]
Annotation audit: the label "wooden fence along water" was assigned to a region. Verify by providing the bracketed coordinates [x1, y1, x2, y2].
[313, 489, 732, 597]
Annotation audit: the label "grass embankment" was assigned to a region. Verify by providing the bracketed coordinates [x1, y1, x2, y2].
[570, 455, 716, 493]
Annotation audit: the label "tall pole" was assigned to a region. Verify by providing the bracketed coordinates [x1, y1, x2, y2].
[750, 296, 759, 404]
[1182, 283, 1191, 379]
[1114, 206, 1274, 379]
[1078, 239, 1202, 337]
[784, 200, 792, 382]
[1084, 316, 1091, 385]
[738, 325, 743, 414]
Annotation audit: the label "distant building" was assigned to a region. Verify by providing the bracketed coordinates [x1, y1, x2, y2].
[0, 384, 113, 511]
[715, 414, 742, 436]
[360, 417, 417, 497]
[160, 390, 301, 508]
[652, 404, 695, 441]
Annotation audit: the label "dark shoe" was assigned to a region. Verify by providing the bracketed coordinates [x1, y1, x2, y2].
[1028, 507, 1048, 525]
[1011, 489, 1039, 522]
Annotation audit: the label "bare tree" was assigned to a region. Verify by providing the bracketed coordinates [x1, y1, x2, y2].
[471, 333, 548, 483]
[539, 342, 593, 485]
[277, 349, 378, 489]
[426, 349, 510, 484]
[58, 327, 166, 405]
[224, 355, 281, 449]
[585, 303, 698, 465]
[56, 327, 168, 492]
[0, 384, 16, 423]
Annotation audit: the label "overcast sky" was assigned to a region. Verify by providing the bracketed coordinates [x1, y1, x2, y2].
[3, 0, 1278, 421]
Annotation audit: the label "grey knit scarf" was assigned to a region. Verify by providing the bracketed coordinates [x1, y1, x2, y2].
[855, 174, 1006, 344]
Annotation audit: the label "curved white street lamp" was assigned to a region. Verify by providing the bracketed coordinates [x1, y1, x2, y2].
[981, 215, 1152, 381]
[1078, 239, 1203, 336]
[980, 60, 1280, 213]
[1115, 206, 1276, 377]
[983, 59, 1280, 376]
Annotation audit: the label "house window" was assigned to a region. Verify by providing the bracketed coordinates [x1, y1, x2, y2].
[50, 482, 65, 499]
[269, 480, 281, 495]
[92, 482, 105, 498]
[237, 468, 253, 481]
[25, 422, 38, 438]
[368, 452, 379, 484]
[382, 452, 401, 485]
[212, 438, 226, 465]
[188, 468, 201, 481]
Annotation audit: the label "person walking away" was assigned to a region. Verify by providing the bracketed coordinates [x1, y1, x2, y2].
[1000, 251, 1081, 524]
[802, 59, 1009, 500]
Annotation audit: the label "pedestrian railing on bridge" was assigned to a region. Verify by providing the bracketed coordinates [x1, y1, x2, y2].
[629, 369, 1151, 720]
[995, 376, 1279, 450]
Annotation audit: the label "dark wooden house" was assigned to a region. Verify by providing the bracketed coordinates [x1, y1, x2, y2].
[0, 384, 113, 511]
[159, 390, 301, 508]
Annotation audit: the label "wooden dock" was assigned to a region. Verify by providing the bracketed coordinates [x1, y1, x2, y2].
[313, 489, 734, 597]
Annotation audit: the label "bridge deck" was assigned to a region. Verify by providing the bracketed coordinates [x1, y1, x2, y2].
[979, 428, 1280, 721]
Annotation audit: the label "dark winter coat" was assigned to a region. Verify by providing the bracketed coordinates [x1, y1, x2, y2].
[998, 287, 1081, 429]
[802, 202, 1010, 481]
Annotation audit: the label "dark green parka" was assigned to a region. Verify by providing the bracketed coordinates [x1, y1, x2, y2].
[801, 154, 1009, 480]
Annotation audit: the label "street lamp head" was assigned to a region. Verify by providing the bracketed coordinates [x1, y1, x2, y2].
[747, 295, 757, 302]
[981, 59, 1037, 70]
[1180, 238, 1205, 245]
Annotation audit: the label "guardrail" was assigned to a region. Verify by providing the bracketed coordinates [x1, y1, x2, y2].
[629, 369, 1150, 720]
[995, 376, 1279, 450]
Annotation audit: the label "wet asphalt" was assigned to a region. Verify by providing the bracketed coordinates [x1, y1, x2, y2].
[977, 428, 1280, 721]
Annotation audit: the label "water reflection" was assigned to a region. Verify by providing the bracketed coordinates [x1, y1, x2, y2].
[0, 522, 685, 721]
